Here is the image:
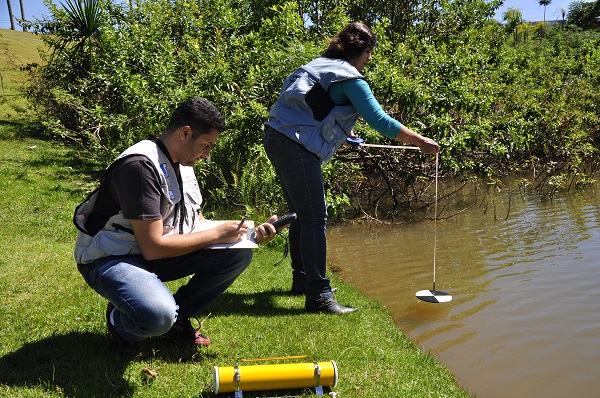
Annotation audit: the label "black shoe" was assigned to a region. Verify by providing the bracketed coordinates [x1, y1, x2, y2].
[305, 297, 357, 315]
[106, 303, 140, 357]
[161, 317, 211, 347]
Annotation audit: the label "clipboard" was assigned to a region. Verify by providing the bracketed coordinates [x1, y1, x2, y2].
[193, 220, 258, 249]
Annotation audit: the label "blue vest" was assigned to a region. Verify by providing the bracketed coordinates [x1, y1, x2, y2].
[266, 57, 364, 163]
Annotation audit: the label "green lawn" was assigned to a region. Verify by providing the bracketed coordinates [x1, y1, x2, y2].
[0, 28, 471, 397]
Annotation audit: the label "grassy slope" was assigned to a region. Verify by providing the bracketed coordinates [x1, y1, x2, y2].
[0, 29, 471, 397]
[0, 29, 45, 119]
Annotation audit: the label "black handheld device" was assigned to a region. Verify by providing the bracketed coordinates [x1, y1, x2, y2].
[270, 212, 297, 231]
[250, 213, 297, 241]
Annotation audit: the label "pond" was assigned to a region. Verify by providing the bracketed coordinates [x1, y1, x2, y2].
[327, 184, 600, 398]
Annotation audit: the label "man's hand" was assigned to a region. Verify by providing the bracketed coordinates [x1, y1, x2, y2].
[253, 215, 277, 244]
[214, 220, 252, 243]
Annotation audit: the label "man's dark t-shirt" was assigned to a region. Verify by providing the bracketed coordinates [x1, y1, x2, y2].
[84, 155, 164, 236]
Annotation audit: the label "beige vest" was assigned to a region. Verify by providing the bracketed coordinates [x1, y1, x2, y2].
[73, 140, 202, 264]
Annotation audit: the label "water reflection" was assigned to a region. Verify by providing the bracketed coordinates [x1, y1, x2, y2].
[327, 187, 600, 398]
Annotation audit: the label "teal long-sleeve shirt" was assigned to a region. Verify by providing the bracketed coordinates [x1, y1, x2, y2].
[329, 78, 402, 139]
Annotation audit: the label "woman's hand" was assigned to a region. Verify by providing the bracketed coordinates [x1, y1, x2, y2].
[396, 125, 440, 154]
[417, 136, 440, 154]
[344, 132, 362, 146]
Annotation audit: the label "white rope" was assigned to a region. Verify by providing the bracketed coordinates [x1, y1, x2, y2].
[433, 152, 438, 291]
[355, 139, 440, 291]
[357, 143, 420, 150]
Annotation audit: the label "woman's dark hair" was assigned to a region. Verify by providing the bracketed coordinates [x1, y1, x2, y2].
[322, 22, 378, 61]
[166, 97, 226, 138]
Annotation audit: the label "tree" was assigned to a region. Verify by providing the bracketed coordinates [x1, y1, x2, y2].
[568, 0, 600, 30]
[24, 0, 600, 215]
[19, 0, 25, 31]
[538, 0, 552, 38]
[557, 7, 566, 30]
[503, 7, 523, 42]
[6, 0, 15, 30]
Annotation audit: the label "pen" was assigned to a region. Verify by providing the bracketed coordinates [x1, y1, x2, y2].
[236, 214, 248, 231]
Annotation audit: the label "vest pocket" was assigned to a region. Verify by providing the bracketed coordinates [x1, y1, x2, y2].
[75, 229, 138, 264]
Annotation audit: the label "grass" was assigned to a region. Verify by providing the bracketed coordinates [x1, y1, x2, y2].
[0, 29, 471, 397]
[0, 29, 45, 120]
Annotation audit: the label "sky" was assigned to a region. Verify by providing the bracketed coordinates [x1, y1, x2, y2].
[1, 0, 53, 30]
[0, 0, 577, 31]
[495, 0, 573, 22]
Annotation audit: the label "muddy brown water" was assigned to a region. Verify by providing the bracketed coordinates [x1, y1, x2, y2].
[327, 186, 600, 398]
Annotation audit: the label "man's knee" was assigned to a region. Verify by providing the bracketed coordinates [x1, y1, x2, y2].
[137, 300, 178, 336]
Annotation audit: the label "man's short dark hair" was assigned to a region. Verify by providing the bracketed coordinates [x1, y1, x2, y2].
[166, 97, 226, 138]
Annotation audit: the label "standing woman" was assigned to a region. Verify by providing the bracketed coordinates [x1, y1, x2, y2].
[264, 22, 439, 314]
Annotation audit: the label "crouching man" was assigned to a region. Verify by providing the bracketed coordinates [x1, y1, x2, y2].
[74, 97, 277, 356]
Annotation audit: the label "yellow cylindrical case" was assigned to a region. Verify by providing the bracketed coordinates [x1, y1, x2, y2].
[213, 361, 338, 394]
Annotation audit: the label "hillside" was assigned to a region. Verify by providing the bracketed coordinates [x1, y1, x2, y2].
[0, 29, 45, 120]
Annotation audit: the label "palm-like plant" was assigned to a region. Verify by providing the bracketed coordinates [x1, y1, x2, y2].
[517, 22, 534, 42]
[557, 7, 566, 30]
[538, 0, 552, 38]
[58, 0, 103, 70]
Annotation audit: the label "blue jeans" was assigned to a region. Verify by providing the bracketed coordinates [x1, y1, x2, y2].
[78, 249, 252, 342]
[263, 126, 333, 301]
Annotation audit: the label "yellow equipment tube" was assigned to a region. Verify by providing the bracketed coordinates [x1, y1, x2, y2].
[213, 361, 338, 394]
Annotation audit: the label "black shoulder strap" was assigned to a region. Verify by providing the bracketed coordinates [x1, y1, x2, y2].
[72, 185, 101, 235]
[72, 153, 149, 236]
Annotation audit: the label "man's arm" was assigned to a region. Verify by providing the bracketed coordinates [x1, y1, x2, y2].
[131, 218, 250, 261]
[131, 216, 279, 261]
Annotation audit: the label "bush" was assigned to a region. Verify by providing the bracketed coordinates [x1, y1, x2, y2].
[25, 0, 600, 219]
